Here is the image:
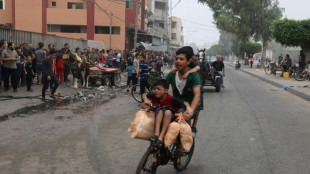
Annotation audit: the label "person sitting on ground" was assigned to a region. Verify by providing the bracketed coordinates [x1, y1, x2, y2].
[141, 79, 193, 149]
[211, 55, 226, 88]
[166, 47, 201, 133]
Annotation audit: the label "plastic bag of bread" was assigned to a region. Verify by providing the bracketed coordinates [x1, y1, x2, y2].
[164, 122, 180, 147]
[179, 121, 193, 152]
[128, 110, 155, 140]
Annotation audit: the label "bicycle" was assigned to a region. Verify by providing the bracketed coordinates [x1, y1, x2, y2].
[294, 65, 309, 81]
[131, 72, 165, 103]
[136, 126, 196, 174]
[131, 83, 153, 103]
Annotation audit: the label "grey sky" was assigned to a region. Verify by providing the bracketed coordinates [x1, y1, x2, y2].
[171, 0, 310, 48]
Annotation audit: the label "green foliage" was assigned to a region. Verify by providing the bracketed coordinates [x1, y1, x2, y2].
[238, 42, 262, 56]
[198, 0, 282, 43]
[273, 18, 310, 49]
[205, 44, 219, 56]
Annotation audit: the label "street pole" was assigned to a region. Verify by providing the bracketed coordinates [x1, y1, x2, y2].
[134, 0, 140, 50]
[109, 11, 113, 50]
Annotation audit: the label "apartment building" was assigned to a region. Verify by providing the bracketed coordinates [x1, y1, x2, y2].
[170, 16, 183, 47]
[125, 0, 150, 50]
[0, 0, 125, 50]
[147, 0, 169, 46]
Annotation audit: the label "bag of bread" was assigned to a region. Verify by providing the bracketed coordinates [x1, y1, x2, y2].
[179, 121, 193, 152]
[128, 110, 155, 140]
[164, 122, 180, 147]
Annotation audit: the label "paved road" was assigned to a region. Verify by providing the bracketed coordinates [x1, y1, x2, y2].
[0, 67, 309, 174]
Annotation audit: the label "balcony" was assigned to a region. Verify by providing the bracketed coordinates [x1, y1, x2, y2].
[149, 9, 167, 22]
[148, 26, 167, 38]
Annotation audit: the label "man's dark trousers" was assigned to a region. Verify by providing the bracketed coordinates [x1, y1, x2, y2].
[4, 67, 17, 90]
[42, 75, 59, 99]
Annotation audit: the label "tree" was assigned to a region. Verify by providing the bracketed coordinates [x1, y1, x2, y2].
[273, 18, 310, 49]
[238, 42, 262, 57]
[198, 0, 282, 65]
[205, 44, 219, 56]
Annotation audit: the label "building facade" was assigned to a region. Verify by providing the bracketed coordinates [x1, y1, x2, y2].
[147, 0, 169, 46]
[0, 0, 125, 50]
[125, 0, 150, 50]
[170, 16, 183, 47]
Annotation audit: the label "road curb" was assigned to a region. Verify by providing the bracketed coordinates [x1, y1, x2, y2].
[230, 64, 310, 102]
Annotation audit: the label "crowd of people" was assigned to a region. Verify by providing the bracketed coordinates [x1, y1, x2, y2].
[0, 39, 174, 99]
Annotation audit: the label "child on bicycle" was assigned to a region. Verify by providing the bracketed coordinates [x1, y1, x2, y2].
[141, 79, 193, 149]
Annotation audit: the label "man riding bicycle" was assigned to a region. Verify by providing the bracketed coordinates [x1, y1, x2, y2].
[165, 47, 201, 125]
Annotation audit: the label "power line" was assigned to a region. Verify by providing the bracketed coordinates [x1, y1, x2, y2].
[182, 19, 217, 29]
[172, 0, 182, 10]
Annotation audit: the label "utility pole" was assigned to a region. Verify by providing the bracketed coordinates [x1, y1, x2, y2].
[134, 0, 140, 50]
[109, 11, 113, 49]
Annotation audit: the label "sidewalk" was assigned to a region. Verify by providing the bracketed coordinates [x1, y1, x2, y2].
[0, 73, 127, 118]
[227, 62, 310, 101]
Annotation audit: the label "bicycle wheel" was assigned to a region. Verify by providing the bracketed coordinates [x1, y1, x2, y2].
[294, 69, 306, 81]
[136, 148, 158, 174]
[131, 84, 150, 103]
[173, 139, 195, 171]
[264, 64, 271, 75]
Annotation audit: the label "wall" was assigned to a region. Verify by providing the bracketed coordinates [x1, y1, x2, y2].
[14, 0, 42, 33]
[0, 0, 12, 25]
[95, 0, 125, 50]
[0, 28, 104, 51]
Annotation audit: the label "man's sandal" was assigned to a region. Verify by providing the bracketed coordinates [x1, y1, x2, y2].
[155, 139, 163, 150]
[149, 135, 158, 142]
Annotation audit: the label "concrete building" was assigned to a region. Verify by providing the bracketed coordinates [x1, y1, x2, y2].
[147, 0, 169, 46]
[170, 16, 183, 47]
[0, 0, 125, 50]
[125, 0, 151, 50]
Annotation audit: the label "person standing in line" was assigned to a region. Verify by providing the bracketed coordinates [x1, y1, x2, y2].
[56, 50, 64, 84]
[1, 42, 19, 92]
[28, 44, 36, 84]
[15, 46, 25, 87]
[132, 53, 139, 94]
[299, 50, 306, 69]
[42, 51, 59, 100]
[249, 54, 254, 68]
[0, 41, 5, 88]
[24, 54, 34, 92]
[138, 53, 149, 96]
[62, 43, 71, 82]
[35, 42, 46, 85]
[126, 61, 133, 92]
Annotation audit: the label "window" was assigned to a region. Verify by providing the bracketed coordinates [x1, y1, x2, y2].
[171, 33, 177, 40]
[155, 2, 166, 10]
[126, 0, 133, 8]
[0, 0, 5, 10]
[51, 1, 56, 7]
[95, 26, 121, 35]
[47, 25, 87, 33]
[159, 23, 165, 29]
[68, 2, 84, 9]
[95, 26, 109, 34]
[172, 22, 177, 28]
